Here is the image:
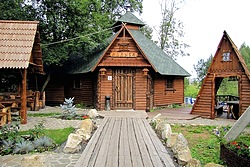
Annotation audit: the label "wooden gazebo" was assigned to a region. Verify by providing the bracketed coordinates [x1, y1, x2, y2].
[0, 20, 44, 124]
[191, 31, 250, 119]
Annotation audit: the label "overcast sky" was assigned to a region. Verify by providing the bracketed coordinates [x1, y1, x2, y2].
[136, 0, 250, 78]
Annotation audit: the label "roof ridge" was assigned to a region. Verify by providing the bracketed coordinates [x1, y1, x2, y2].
[0, 20, 39, 24]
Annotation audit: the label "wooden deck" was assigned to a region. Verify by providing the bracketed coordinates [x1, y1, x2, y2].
[75, 117, 175, 167]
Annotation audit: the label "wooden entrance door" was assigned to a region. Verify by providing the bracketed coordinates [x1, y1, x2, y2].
[114, 69, 134, 109]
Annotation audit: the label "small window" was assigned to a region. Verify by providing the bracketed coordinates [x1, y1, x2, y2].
[73, 78, 81, 89]
[166, 78, 174, 89]
[222, 52, 231, 61]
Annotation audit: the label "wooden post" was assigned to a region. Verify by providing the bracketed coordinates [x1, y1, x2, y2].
[211, 74, 215, 119]
[224, 106, 250, 141]
[42, 91, 46, 108]
[20, 69, 27, 124]
[35, 91, 40, 111]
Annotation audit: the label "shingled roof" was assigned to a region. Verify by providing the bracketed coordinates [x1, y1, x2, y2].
[112, 11, 145, 32]
[0, 20, 43, 71]
[115, 11, 145, 26]
[129, 29, 190, 76]
[69, 12, 190, 77]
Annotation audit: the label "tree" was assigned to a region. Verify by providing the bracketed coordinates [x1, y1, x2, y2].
[1, 0, 143, 70]
[0, 0, 36, 20]
[100, 0, 143, 20]
[239, 42, 250, 70]
[193, 54, 213, 84]
[156, 0, 189, 59]
[140, 24, 154, 40]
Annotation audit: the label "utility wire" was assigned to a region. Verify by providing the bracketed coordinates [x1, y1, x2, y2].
[41, 24, 122, 46]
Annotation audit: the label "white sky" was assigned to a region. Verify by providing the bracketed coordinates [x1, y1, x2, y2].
[136, 0, 250, 78]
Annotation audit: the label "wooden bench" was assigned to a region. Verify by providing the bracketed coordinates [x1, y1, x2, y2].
[215, 105, 224, 117]
[0, 107, 11, 126]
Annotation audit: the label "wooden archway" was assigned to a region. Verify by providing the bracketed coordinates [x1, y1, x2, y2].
[191, 31, 250, 119]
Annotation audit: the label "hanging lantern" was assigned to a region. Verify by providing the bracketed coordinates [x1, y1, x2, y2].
[142, 68, 149, 76]
[99, 68, 107, 76]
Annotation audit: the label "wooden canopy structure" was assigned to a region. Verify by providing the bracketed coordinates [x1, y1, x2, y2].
[191, 31, 250, 119]
[0, 20, 44, 124]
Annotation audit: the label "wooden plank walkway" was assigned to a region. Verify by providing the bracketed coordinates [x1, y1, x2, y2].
[75, 117, 175, 167]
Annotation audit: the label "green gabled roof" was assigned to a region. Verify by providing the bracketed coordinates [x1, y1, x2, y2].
[129, 29, 190, 76]
[67, 34, 117, 74]
[69, 12, 190, 77]
[69, 29, 190, 76]
[113, 11, 145, 27]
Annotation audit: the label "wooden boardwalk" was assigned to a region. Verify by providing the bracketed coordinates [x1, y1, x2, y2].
[75, 117, 175, 167]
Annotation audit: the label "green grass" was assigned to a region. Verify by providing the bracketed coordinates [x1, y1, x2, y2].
[171, 125, 250, 166]
[28, 112, 61, 117]
[19, 127, 74, 145]
[44, 127, 74, 145]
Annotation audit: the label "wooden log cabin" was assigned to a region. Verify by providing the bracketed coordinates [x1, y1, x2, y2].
[45, 12, 190, 111]
[191, 31, 250, 119]
[0, 20, 44, 124]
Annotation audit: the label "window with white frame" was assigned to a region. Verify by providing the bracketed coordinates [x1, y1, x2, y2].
[222, 51, 231, 61]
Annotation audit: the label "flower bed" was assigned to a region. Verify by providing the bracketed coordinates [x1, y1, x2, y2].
[220, 143, 250, 167]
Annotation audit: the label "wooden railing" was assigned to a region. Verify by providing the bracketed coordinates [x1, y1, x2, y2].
[216, 95, 239, 103]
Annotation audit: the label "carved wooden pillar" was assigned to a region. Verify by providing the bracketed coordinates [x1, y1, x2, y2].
[20, 69, 27, 124]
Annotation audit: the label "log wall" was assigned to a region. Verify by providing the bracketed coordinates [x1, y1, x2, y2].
[134, 69, 147, 110]
[191, 74, 213, 118]
[98, 69, 113, 110]
[153, 75, 184, 106]
[45, 74, 65, 105]
[65, 73, 95, 106]
[240, 74, 250, 115]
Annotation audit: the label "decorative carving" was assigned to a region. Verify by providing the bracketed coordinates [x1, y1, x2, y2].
[110, 52, 138, 57]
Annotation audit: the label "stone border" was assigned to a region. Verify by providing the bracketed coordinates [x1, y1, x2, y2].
[150, 115, 224, 167]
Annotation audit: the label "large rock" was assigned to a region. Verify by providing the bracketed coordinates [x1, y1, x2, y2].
[88, 109, 98, 118]
[187, 158, 202, 167]
[63, 133, 82, 153]
[167, 133, 179, 147]
[204, 163, 224, 167]
[76, 128, 91, 140]
[155, 120, 166, 136]
[21, 155, 52, 167]
[80, 119, 93, 134]
[172, 133, 192, 166]
[63, 119, 93, 153]
[161, 124, 172, 140]
[150, 113, 162, 127]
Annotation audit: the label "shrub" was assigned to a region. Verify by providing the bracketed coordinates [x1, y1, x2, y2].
[29, 122, 45, 139]
[33, 136, 55, 152]
[13, 139, 34, 154]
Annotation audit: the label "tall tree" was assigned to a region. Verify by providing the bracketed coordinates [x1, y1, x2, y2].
[32, 0, 113, 69]
[193, 54, 213, 84]
[156, 0, 189, 59]
[140, 24, 154, 40]
[1, 0, 143, 70]
[239, 42, 250, 70]
[0, 0, 36, 20]
[100, 0, 143, 20]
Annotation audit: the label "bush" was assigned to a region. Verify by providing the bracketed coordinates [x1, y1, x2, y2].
[0, 122, 56, 156]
